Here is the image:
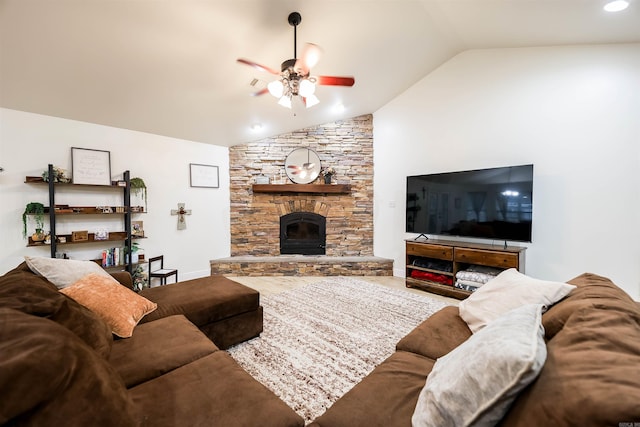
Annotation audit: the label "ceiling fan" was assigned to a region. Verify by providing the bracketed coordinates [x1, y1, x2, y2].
[237, 11, 355, 109]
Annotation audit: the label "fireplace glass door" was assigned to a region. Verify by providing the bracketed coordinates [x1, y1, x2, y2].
[280, 212, 326, 255]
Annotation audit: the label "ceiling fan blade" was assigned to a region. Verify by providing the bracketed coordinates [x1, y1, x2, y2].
[294, 43, 323, 75]
[317, 76, 355, 87]
[237, 58, 280, 75]
[251, 88, 269, 97]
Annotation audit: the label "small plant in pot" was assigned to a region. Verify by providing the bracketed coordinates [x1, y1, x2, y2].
[131, 264, 148, 292]
[22, 202, 45, 239]
[130, 177, 147, 212]
[42, 166, 70, 183]
[321, 167, 336, 184]
[124, 241, 141, 263]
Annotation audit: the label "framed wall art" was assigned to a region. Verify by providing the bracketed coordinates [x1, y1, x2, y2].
[190, 163, 219, 188]
[71, 147, 111, 185]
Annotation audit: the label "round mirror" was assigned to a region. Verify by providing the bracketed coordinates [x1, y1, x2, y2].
[284, 148, 322, 184]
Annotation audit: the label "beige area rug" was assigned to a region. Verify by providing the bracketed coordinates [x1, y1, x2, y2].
[227, 277, 449, 424]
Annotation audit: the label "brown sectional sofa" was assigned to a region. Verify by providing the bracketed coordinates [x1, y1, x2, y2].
[4, 258, 639, 426]
[310, 272, 640, 426]
[0, 262, 304, 427]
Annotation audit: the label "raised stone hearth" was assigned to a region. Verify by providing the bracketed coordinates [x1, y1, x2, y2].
[210, 255, 393, 276]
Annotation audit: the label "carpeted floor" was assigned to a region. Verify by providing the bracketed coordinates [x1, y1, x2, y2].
[227, 277, 449, 424]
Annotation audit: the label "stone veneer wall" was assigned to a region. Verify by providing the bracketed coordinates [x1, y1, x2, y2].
[229, 114, 373, 257]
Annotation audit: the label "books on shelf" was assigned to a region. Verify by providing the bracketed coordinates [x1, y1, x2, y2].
[101, 247, 126, 267]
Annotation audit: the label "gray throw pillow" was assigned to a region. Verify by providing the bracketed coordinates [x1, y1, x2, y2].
[412, 303, 547, 427]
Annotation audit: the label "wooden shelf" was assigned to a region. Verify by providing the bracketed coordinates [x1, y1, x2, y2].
[406, 277, 472, 299]
[252, 184, 351, 194]
[405, 264, 454, 277]
[25, 177, 123, 189]
[91, 259, 147, 270]
[28, 231, 129, 247]
[33, 206, 144, 215]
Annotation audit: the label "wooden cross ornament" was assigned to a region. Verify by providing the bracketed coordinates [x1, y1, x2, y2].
[170, 203, 192, 230]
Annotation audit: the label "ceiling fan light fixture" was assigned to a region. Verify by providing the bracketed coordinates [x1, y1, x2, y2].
[278, 95, 293, 109]
[268, 80, 284, 98]
[299, 79, 316, 97]
[305, 94, 320, 108]
[604, 0, 629, 11]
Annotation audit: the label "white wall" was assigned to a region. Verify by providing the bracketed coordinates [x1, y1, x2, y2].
[373, 44, 640, 299]
[0, 108, 230, 280]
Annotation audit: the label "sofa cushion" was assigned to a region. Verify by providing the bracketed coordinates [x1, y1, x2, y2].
[61, 273, 157, 338]
[139, 275, 260, 326]
[500, 274, 640, 427]
[458, 268, 575, 333]
[542, 272, 637, 338]
[0, 262, 113, 358]
[129, 351, 304, 427]
[309, 351, 435, 427]
[412, 304, 546, 427]
[110, 314, 219, 388]
[396, 305, 471, 360]
[24, 255, 112, 289]
[0, 308, 136, 427]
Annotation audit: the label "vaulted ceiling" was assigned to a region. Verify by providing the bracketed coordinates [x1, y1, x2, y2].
[1, 0, 639, 147]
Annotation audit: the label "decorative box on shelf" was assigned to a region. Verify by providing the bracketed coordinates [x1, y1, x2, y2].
[71, 230, 89, 242]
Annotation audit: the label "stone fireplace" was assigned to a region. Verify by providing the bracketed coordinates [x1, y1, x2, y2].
[211, 114, 392, 276]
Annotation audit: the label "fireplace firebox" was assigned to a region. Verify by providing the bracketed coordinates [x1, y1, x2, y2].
[280, 212, 326, 255]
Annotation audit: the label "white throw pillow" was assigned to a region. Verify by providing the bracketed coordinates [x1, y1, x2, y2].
[412, 304, 547, 427]
[458, 268, 575, 333]
[25, 256, 112, 289]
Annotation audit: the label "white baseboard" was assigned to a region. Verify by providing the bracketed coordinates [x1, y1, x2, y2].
[393, 267, 405, 278]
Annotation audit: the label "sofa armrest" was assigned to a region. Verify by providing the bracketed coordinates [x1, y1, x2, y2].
[110, 271, 133, 289]
[396, 305, 471, 360]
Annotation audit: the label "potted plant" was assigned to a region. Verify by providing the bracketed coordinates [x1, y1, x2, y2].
[42, 166, 70, 183]
[124, 241, 141, 263]
[131, 264, 148, 292]
[22, 202, 45, 239]
[321, 167, 336, 184]
[130, 177, 147, 212]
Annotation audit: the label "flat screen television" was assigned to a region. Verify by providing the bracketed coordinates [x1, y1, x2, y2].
[406, 164, 533, 242]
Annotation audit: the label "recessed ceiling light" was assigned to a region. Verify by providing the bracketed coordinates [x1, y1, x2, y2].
[250, 123, 263, 132]
[332, 103, 345, 114]
[604, 0, 629, 12]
